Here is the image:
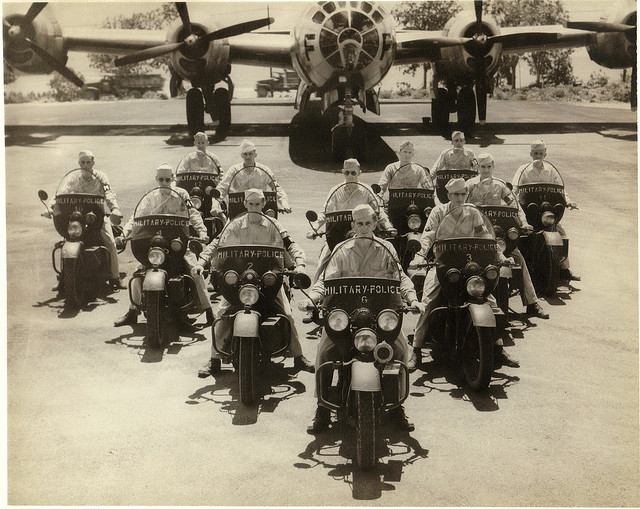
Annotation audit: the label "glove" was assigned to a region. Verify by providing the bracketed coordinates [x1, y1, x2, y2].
[408, 254, 424, 270]
[567, 201, 578, 210]
[110, 208, 123, 226]
[305, 231, 315, 240]
[297, 298, 313, 312]
[41, 210, 52, 219]
[115, 236, 125, 250]
[210, 200, 222, 214]
[409, 300, 426, 314]
[386, 228, 398, 238]
[294, 265, 306, 274]
[522, 223, 534, 234]
[282, 207, 292, 214]
[191, 265, 204, 277]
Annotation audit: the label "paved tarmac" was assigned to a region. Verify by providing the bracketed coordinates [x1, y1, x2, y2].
[4, 100, 639, 506]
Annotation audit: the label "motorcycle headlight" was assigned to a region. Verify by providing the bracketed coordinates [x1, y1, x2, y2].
[327, 309, 349, 332]
[464, 261, 482, 276]
[67, 221, 83, 239]
[507, 227, 519, 240]
[541, 211, 556, 227]
[446, 268, 461, 283]
[485, 265, 499, 281]
[242, 269, 259, 284]
[262, 271, 277, 286]
[148, 247, 166, 267]
[223, 270, 239, 285]
[466, 276, 486, 297]
[407, 214, 422, 231]
[377, 309, 399, 332]
[238, 284, 259, 306]
[170, 238, 183, 252]
[497, 239, 507, 253]
[354, 329, 377, 352]
[85, 212, 96, 225]
[191, 196, 202, 210]
[541, 201, 552, 211]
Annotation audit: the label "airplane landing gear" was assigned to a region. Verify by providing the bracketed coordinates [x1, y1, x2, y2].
[431, 87, 451, 137]
[186, 88, 205, 136]
[212, 88, 231, 139]
[329, 84, 366, 162]
[457, 85, 476, 136]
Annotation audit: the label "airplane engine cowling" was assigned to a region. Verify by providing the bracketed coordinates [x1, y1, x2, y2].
[438, 12, 502, 80]
[587, 6, 636, 69]
[3, 11, 66, 74]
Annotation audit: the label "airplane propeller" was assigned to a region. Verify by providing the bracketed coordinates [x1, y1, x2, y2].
[115, 2, 273, 67]
[3, 2, 85, 87]
[463, 0, 490, 123]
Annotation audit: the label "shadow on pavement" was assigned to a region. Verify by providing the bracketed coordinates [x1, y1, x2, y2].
[294, 419, 428, 500]
[186, 361, 307, 425]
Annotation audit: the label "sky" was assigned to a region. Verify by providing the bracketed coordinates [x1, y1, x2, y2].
[2, 1, 628, 96]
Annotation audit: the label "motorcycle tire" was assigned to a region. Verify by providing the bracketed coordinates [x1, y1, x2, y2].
[239, 338, 258, 405]
[528, 235, 560, 298]
[63, 257, 88, 309]
[495, 277, 510, 316]
[355, 390, 376, 470]
[462, 324, 494, 391]
[145, 290, 167, 349]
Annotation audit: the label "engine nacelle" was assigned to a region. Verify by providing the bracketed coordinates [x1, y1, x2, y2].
[291, 1, 396, 93]
[3, 10, 66, 74]
[166, 20, 231, 84]
[587, 3, 636, 69]
[438, 11, 502, 80]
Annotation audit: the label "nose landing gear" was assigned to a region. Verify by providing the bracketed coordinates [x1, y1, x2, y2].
[185, 81, 233, 139]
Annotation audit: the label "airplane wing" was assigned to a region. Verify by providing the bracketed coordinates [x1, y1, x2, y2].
[64, 28, 167, 55]
[395, 30, 469, 64]
[227, 32, 294, 68]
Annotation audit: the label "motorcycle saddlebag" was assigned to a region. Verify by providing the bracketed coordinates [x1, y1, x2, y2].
[259, 315, 290, 353]
[167, 276, 189, 305]
[83, 246, 110, 279]
[381, 361, 408, 406]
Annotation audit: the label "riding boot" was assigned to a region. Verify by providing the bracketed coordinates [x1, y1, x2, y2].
[307, 406, 331, 435]
[114, 309, 139, 327]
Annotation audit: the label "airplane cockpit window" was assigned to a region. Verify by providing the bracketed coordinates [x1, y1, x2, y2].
[325, 11, 348, 32]
[323, 2, 336, 14]
[351, 11, 374, 33]
[312, 11, 325, 24]
[371, 10, 383, 23]
[361, 2, 372, 13]
[338, 1, 347, 8]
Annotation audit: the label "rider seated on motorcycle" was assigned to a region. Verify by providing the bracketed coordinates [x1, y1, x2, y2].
[43, 149, 125, 291]
[298, 204, 426, 434]
[512, 139, 580, 282]
[410, 178, 520, 370]
[466, 153, 549, 319]
[113, 163, 214, 328]
[176, 132, 224, 181]
[192, 188, 315, 376]
[213, 139, 292, 214]
[377, 140, 434, 195]
[430, 131, 478, 204]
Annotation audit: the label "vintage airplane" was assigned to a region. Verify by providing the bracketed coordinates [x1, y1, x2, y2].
[3, 1, 636, 159]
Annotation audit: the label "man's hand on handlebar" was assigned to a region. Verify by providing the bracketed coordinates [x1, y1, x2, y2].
[408, 300, 425, 314]
[297, 298, 314, 312]
[115, 236, 126, 250]
[191, 264, 205, 277]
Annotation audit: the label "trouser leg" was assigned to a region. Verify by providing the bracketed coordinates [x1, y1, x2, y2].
[184, 250, 213, 310]
[211, 298, 234, 359]
[512, 248, 538, 306]
[413, 270, 441, 348]
[556, 223, 570, 269]
[274, 288, 302, 358]
[100, 220, 119, 279]
[313, 244, 331, 283]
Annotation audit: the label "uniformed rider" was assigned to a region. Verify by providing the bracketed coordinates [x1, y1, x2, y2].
[512, 140, 580, 282]
[176, 131, 224, 181]
[466, 153, 549, 319]
[377, 140, 434, 195]
[410, 178, 519, 369]
[214, 139, 292, 214]
[113, 163, 214, 327]
[299, 204, 425, 434]
[43, 150, 125, 291]
[192, 188, 315, 376]
[431, 131, 478, 180]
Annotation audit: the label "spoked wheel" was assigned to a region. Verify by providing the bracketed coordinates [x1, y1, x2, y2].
[355, 390, 377, 470]
[239, 338, 259, 405]
[63, 257, 89, 309]
[462, 323, 494, 391]
[145, 290, 167, 349]
[212, 88, 231, 139]
[186, 88, 205, 136]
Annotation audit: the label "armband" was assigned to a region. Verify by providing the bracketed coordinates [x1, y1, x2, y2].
[283, 235, 293, 249]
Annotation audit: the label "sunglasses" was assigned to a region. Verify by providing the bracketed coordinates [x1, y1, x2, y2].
[343, 170, 358, 176]
[156, 177, 173, 183]
[450, 192, 467, 196]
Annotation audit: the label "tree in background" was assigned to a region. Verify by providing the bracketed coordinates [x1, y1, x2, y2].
[391, 1, 463, 89]
[484, 0, 575, 87]
[4, 63, 16, 85]
[49, 70, 85, 101]
[89, 3, 178, 76]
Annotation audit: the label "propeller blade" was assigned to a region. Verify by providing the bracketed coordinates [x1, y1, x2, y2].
[488, 32, 562, 46]
[114, 42, 183, 66]
[175, 2, 192, 37]
[25, 37, 84, 87]
[404, 37, 473, 49]
[23, 2, 47, 25]
[201, 17, 273, 44]
[474, 0, 483, 31]
[4, 18, 12, 29]
[564, 20, 636, 33]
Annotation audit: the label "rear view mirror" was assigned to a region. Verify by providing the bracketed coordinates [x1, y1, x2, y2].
[293, 272, 311, 290]
[305, 210, 318, 222]
[188, 239, 204, 257]
[370, 183, 381, 194]
[38, 190, 48, 201]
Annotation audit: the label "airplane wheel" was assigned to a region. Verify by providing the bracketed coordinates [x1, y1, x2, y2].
[186, 88, 205, 136]
[432, 87, 450, 136]
[213, 88, 231, 140]
[457, 86, 476, 136]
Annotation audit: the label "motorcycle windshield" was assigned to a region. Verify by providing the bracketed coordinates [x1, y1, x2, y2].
[386, 162, 433, 192]
[227, 165, 278, 218]
[321, 236, 403, 313]
[517, 161, 566, 226]
[176, 152, 220, 174]
[434, 167, 477, 204]
[53, 169, 106, 237]
[434, 204, 499, 269]
[215, 212, 286, 275]
[131, 187, 190, 241]
[324, 182, 380, 250]
[517, 160, 564, 188]
[175, 172, 218, 193]
[386, 164, 435, 230]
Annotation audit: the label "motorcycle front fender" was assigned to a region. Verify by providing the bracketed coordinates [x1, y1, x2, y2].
[350, 360, 380, 392]
[542, 231, 563, 247]
[142, 270, 166, 292]
[468, 302, 496, 328]
[233, 310, 261, 338]
[61, 241, 82, 259]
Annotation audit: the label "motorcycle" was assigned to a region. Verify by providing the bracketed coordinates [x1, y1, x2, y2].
[224, 165, 280, 219]
[311, 237, 413, 470]
[434, 167, 477, 204]
[126, 187, 205, 348]
[210, 211, 311, 405]
[516, 161, 568, 297]
[175, 170, 226, 241]
[474, 178, 524, 320]
[417, 204, 502, 391]
[39, 169, 114, 308]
